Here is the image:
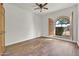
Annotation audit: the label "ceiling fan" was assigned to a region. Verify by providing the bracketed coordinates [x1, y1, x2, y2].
[34, 3, 48, 12]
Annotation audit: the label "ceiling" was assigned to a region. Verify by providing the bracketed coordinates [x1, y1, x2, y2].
[11, 3, 77, 14]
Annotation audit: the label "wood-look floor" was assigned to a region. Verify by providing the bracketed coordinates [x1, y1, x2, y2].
[3, 37, 79, 56]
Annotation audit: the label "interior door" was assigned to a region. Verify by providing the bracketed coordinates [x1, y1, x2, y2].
[0, 3, 5, 55]
[48, 18, 54, 36]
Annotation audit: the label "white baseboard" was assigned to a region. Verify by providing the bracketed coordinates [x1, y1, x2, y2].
[5, 35, 78, 46]
[45, 36, 77, 43]
[5, 36, 41, 46]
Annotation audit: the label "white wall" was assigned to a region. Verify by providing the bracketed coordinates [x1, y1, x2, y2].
[4, 4, 42, 46]
[41, 14, 48, 36]
[33, 13, 43, 36]
[4, 3, 78, 46]
[41, 5, 77, 42]
[77, 4, 79, 46]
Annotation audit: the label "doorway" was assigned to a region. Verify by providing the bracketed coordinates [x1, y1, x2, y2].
[48, 16, 73, 41]
[54, 16, 71, 40]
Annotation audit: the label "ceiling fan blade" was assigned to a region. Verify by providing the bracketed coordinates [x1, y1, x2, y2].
[35, 3, 40, 6]
[34, 8, 40, 10]
[43, 3, 48, 7]
[43, 7, 48, 10]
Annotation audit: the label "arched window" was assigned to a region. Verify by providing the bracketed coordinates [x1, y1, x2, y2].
[55, 16, 70, 37]
[56, 16, 70, 27]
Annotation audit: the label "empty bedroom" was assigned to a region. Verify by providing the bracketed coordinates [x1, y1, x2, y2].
[0, 3, 79, 56]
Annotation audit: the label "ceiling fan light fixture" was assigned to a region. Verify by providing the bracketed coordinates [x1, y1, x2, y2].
[34, 3, 48, 12]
